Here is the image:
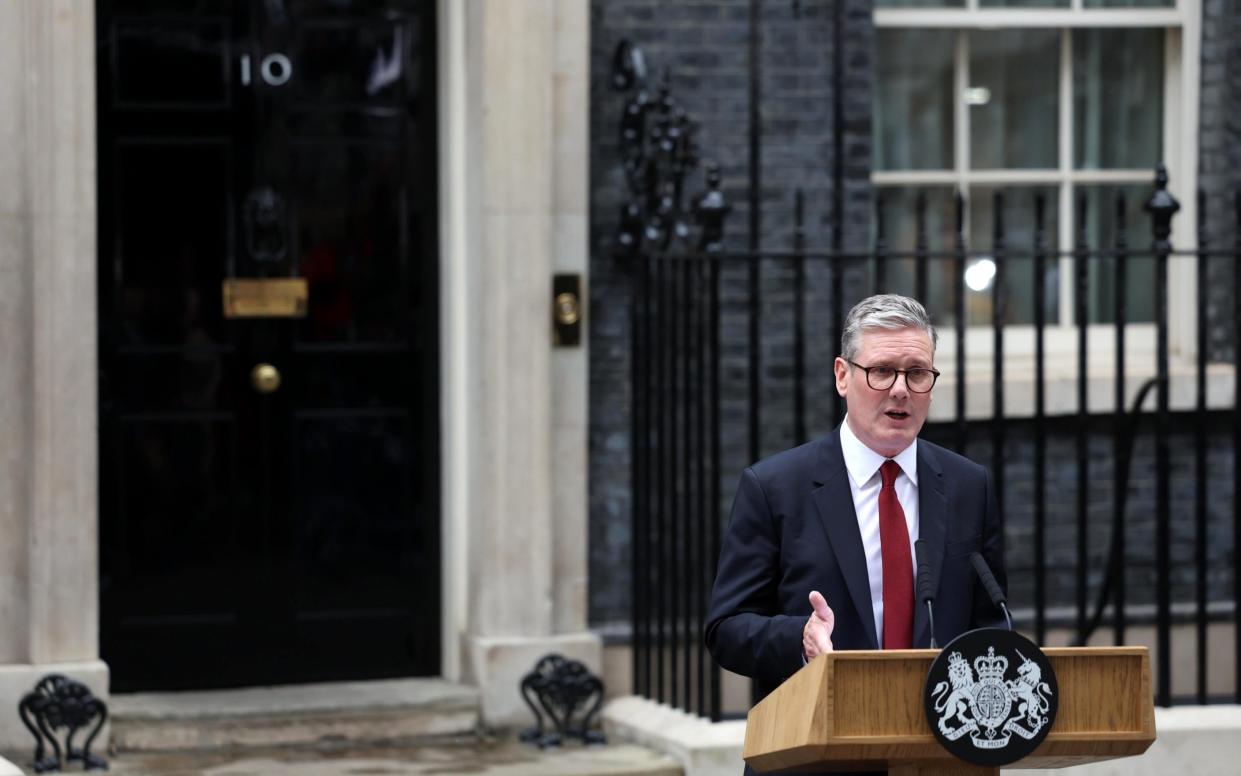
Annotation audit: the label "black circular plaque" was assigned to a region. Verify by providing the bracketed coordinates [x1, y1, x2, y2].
[923, 628, 1059, 767]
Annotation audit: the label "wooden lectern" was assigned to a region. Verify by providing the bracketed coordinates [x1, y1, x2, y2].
[744, 647, 1155, 775]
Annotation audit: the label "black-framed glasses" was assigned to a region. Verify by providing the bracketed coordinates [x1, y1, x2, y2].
[847, 360, 940, 393]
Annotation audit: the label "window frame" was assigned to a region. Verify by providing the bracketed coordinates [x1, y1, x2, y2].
[872, 0, 1203, 414]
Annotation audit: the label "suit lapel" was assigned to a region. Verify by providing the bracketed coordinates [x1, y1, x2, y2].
[913, 442, 948, 648]
[811, 431, 879, 650]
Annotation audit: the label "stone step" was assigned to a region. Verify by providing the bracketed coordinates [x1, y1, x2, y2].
[109, 678, 480, 751]
[86, 738, 682, 775]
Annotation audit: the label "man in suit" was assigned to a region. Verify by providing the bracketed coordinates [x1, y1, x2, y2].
[705, 294, 1005, 775]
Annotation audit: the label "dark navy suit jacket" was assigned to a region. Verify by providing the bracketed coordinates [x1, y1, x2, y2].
[704, 429, 1006, 775]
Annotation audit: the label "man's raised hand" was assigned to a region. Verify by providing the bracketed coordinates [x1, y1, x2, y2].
[802, 590, 835, 660]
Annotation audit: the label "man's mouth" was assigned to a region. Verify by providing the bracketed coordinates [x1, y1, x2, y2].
[885, 410, 910, 420]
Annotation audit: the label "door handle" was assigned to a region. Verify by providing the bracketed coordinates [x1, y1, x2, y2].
[553, 273, 582, 347]
[251, 363, 282, 394]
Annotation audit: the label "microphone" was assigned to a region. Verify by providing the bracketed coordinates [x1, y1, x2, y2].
[914, 539, 937, 649]
[970, 551, 1012, 631]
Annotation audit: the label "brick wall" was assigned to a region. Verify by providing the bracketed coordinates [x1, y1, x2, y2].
[921, 419, 1237, 626]
[589, 0, 1240, 634]
[1198, 0, 1241, 360]
[589, 0, 875, 627]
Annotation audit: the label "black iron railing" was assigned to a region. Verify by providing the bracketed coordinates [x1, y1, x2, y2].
[631, 166, 1241, 719]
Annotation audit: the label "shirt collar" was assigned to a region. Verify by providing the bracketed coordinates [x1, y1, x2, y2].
[839, 414, 919, 488]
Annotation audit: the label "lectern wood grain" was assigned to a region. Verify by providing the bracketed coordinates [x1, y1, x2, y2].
[744, 647, 1154, 773]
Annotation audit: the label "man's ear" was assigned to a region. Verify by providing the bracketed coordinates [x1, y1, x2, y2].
[834, 357, 849, 398]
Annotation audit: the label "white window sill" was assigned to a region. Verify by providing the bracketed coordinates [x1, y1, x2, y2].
[928, 356, 1234, 422]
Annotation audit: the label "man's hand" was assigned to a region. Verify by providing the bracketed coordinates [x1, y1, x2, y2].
[802, 590, 835, 660]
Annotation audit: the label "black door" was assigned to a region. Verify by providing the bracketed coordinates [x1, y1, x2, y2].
[97, 0, 439, 691]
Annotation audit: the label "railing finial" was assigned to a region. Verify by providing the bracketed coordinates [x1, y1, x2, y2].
[692, 163, 730, 253]
[613, 40, 724, 260]
[1145, 164, 1181, 252]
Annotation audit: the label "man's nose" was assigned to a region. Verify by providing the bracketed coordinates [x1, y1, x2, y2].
[888, 372, 910, 397]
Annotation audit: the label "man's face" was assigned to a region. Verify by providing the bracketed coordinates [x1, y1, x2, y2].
[834, 327, 934, 458]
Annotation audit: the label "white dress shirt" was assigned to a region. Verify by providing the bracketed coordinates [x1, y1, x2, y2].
[838, 415, 920, 647]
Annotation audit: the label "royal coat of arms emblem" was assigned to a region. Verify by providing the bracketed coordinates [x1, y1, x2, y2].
[924, 628, 1059, 767]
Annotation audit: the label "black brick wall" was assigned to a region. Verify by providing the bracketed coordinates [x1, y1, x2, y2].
[589, 0, 875, 628]
[589, 0, 1241, 633]
[1198, 0, 1241, 360]
[920, 419, 1237, 625]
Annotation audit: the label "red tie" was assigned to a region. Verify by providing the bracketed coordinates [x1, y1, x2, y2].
[879, 460, 913, 649]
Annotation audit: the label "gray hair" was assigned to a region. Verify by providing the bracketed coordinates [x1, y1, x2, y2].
[840, 294, 938, 361]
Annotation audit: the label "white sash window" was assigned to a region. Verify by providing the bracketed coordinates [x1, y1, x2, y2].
[872, 0, 1214, 418]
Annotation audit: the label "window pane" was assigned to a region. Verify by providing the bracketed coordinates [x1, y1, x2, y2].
[875, 30, 955, 171]
[981, 0, 1067, 8]
[872, 187, 961, 323]
[969, 30, 1059, 170]
[1075, 185, 1154, 323]
[1073, 29, 1163, 170]
[967, 186, 1060, 325]
[876, 0, 965, 7]
[1083, 0, 1171, 8]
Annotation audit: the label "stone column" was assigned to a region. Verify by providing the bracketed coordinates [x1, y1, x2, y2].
[0, 0, 107, 750]
[438, 0, 598, 726]
[550, 0, 590, 639]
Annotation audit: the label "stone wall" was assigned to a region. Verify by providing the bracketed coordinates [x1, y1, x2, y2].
[0, 0, 108, 750]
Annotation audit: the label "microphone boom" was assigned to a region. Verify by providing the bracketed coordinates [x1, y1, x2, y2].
[915, 539, 937, 648]
[970, 551, 1012, 631]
